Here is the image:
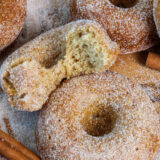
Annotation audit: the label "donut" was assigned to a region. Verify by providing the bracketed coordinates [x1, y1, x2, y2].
[70, 0, 159, 54]
[0, 0, 26, 51]
[154, 0, 160, 37]
[0, 20, 118, 111]
[36, 71, 160, 160]
[110, 52, 160, 114]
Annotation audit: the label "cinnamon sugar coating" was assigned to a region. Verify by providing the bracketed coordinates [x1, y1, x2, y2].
[0, 0, 26, 51]
[110, 52, 160, 114]
[70, 0, 159, 54]
[36, 71, 160, 160]
[110, 52, 160, 159]
[0, 20, 118, 111]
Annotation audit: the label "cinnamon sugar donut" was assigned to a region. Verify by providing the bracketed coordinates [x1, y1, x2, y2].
[154, 0, 160, 37]
[70, 0, 158, 54]
[0, 20, 118, 111]
[36, 71, 160, 160]
[0, 0, 26, 51]
[110, 52, 160, 114]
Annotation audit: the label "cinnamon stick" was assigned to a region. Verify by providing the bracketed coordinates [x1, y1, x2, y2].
[0, 130, 40, 160]
[146, 52, 160, 71]
[0, 140, 29, 160]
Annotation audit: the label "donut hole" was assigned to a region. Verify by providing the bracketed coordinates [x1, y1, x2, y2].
[82, 104, 118, 137]
[64, 26, 110, 77]
[109, 0, 138, 8]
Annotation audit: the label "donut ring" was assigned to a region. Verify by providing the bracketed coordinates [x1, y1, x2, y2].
[154, 0, 160, 37]
[0, 0, 26, 51]
[110, 52, 160, 114]
[70, 0, 158, 54]
[36, 71, 160, 160]
[0, 20, 118, 111]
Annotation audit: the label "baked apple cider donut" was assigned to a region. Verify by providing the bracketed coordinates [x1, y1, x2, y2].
[36, 71, 160, 160]
[0, 0, 26, 51]
[0, 20, 119, 111]
[154, 0, 160, 37]
[70, 0, 158, 54]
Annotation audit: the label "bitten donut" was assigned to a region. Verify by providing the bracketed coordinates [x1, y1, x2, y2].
[36, 71, 160, 160]
[110, 52, 160, 114]
[0, 0, 26, 51]
[154, 0, 160, 37]
[70, 0, 158, 54]
[0, 20, 118, 111]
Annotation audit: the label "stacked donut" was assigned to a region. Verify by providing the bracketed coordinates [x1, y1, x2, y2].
[1, 0, 160, 160]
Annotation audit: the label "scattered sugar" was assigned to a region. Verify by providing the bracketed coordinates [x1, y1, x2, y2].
[0, 92, 38, 154]
[18, 0, 71, 45]
[154, 147, 160, 160]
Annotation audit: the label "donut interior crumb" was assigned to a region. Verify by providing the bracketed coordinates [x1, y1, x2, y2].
[64, 26, 109, 77]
